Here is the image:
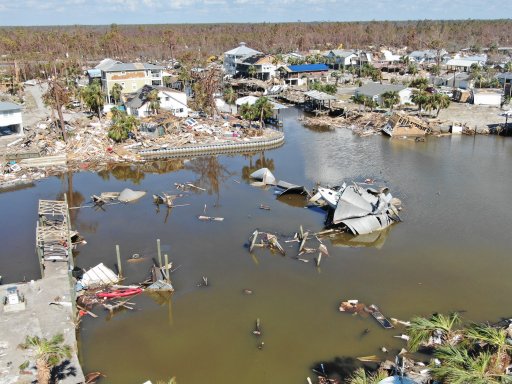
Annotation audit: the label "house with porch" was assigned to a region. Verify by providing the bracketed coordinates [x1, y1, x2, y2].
[236, 54, 278, 80]
[101, 62, 164, 104]
[0, 101, 23, 137]
[355, 83, 412, 106]
[125, 84, 188, 118]
[446, 55, 487, 72]
[223, 42, 261, 76]
[278, 64, 330, 86]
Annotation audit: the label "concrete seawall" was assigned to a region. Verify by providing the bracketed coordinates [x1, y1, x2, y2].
[138, 131, 285, 159]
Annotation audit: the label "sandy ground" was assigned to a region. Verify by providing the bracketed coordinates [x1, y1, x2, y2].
[436, 102, 508, 132]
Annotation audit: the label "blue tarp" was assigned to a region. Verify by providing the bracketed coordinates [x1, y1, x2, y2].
[287, 64, 329, 73]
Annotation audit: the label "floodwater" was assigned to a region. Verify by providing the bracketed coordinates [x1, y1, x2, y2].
[1, 107, 512, 383]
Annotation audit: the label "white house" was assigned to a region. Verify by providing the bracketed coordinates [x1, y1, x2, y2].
[381, 50, 401, 62]
[0, 101, 23, 137]
[472, 89, 502, 106]
[223, 42, 261, 76]
[446, 54, 487, 72]
[355, 83, 412, 105]
[323, 50, 357, 67]
[125, 85, 188, 118]
[408, 49, 448, 64]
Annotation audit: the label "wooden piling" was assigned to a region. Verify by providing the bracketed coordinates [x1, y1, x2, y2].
[116, 244, 122, 278]
[164, 254, 170, 282]
[157, 238, 162, 269]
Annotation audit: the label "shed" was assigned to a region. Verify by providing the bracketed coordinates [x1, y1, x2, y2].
[0, 101, 23, 136]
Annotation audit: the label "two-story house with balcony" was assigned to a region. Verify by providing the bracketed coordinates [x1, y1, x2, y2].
[223, 42, 261, 77]
[101, 62, 164, 104]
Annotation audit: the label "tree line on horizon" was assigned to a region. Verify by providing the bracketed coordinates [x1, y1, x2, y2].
[1, 19, 511, 65]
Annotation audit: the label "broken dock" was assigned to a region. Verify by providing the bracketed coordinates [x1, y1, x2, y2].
[0, 197, 85, 383]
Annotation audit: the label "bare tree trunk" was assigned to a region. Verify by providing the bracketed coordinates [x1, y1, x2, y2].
[36, 359, 51, 384]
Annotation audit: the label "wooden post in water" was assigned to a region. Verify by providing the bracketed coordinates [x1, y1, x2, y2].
[157, 238, 162, 269]
[164, 254, 170, 283]
[116, 244, 122, 278]
[36, 242, 44, 278]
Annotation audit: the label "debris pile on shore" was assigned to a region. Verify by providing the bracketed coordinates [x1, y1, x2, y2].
[302, 111, 389, 136]
[1, 114, 277, 189]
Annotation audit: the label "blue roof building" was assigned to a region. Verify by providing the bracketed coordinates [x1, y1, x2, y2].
[279, 64, 330, 86]
[287, 64, 329, 73]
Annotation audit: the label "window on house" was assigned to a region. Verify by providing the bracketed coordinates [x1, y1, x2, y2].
[165, 97, 170, 101]
[121, 82, 125, 87]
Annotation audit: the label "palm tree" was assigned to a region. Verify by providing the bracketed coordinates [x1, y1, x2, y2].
[408, 63, 418, 77]
[406, 312, 462, 352]
[147, 89, 160, 115]
[223, 86, 237, 104]
[18, 334, 71, 384]
[108, 109, 139, 142]
[434, 93, 451, 117]
[111, 83, 123, 105]
[248, 65, 257, 79]
[382, 91, 400, 111]
[409, 77, 429, 90]
[411, 89, 430, 113]
[330, 71, 341, 86]
[400, 55, 411, 66]
[504, 62, 512, 73]
[430, 345, 509, 384]
[465, 323, 512, 373]
[471, 64, 484, 88]
[83, 80, 105, 121]
[347, 368, 388, 384]
[425, 94, 437, 116]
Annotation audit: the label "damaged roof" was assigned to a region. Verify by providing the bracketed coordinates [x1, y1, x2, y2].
[104, 62, 164, 72]
[356, 83, 407, 97]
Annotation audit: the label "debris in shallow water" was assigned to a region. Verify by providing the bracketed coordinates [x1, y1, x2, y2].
[243, 289, 253, 295]
[198, 215, 224, 221]
[252, 318, 262, 336]
[259, 204, 271, 210]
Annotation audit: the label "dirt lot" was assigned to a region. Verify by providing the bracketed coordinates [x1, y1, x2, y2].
[435, 102, 508, 132]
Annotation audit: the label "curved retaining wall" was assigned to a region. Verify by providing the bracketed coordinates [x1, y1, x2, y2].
[138, 132, 285, 159]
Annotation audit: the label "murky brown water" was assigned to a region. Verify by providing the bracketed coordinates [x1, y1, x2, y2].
[1, 107, 512, 383]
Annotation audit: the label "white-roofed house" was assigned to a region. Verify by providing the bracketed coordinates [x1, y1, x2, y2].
[223, 42, 262, 76]
[125, 85, 188, 118]
[446, 54, 487, 72]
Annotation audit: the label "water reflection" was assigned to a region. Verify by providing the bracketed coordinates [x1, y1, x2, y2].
[327, 227, 391, 249]
[185, 156, 233, 200]
[96, 159, 185, 184]
[241, 151, 275, 182]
